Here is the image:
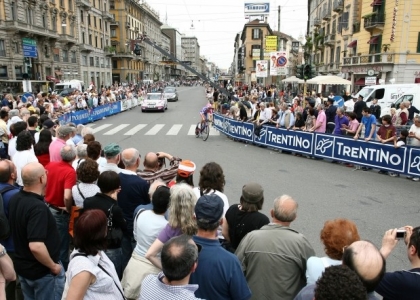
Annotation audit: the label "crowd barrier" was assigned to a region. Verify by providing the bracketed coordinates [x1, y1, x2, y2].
[58, 98, 141, 125]
[213, 113, 420, 177]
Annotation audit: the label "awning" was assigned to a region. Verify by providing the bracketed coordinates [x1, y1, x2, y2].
[347, 40, 357, 48]
[370, 0, 382, 6]
[367, 36, 380, 44]
[54, 71, 63, 76]
[46, 76, 60, 83]
[415, 78, 420, 83]
[355, 78, 379, 85]
[306, 75, 352, 85]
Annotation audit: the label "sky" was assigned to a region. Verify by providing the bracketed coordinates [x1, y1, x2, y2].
[148, 0, 308, 70]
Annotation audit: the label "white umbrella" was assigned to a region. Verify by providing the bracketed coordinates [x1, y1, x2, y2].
[306, 75, 352, 85]
[281, 76, 304, 84]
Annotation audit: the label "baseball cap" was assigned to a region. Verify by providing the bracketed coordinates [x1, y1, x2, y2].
[242, 183, 264, 203]
[103, 143, 121, 157]
[178, 160, 196, 178]
[195, 194, 224, 223]
[43, 119, 55, 129]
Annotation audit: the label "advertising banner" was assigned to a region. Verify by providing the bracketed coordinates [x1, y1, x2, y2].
[265, 36, 277, 51]
[213, 113, 420, 177]
[244, 2, 270, 18]
[256, 60, 268, 78]
[58, 102, 122, 125]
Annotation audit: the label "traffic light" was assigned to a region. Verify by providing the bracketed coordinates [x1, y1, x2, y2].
[310, 65, 316, 79]
[133, 44, 142, 55]
[303, 64, 311, 80]
[296, 64, 304, 79]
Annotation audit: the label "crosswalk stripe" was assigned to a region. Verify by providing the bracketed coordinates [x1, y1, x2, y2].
[166, 124, 183, 135]
[209, 126, 220, 136]
[92, 124, 113, 134]
[103, 124, 130, 135]
[124, 124, 147, 135]
[188, 125, 197, 135]
[145, 124, 165, 135]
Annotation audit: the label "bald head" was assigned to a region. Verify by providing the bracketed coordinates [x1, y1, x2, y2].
[343, 240, 385, 293]
[272, 195, 298, 223]
[22, 162, 45, 187]
[0, 160, 14, 183]
[144, 152, 158, 170]
[121, 148, 140, 168]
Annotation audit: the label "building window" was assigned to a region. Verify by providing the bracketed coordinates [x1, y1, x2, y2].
[99, 19, 102, 30]
[0, 66, 7, 78]
[111, 29, 116, 37]
[27, 8, 33, 25]
[100, 38, 103, 49]
[42, 15, 47, 28]
[10, 2, 16, 21]
[15, 66, 22, 79]
[94, 16, 97, 28]
[82, 55, 87, 66]
[95, 36, 98, 48]
[95, 57, 99, 67]
[88, 14, 91, 26]
[252, 28, 261, 40]
[89, 57, 94, 66]
[0, 40, 5, 57]
[63, 50, 69, 62]
[69, 0, 73, 10]
[70, 25, 75, 36]
[89, 34, 92, 45]
[80, 10, 84, 23]
[105, 21, 108, 32]
[107, 58, 110, 67]
[52, 16, 57, 31]
[82, 32, 85, 44]
[112, 60, 117, 69]
[54, 49, 60, 62]
[71, 51, 76, 63]
[417, 33, 420, 53]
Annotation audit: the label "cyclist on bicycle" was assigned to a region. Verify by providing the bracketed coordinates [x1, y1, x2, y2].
[195, 99, 214, 136]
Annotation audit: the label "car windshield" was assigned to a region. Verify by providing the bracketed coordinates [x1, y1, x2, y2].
[164, 88, 175, 93]
[357, 88, 374, 99]
[147, 94, 162, 100]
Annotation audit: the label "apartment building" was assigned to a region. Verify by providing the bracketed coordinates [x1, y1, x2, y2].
[308, 0, 420, 86]
[161, 25, 186, 80]
[181, 36, 201, 78]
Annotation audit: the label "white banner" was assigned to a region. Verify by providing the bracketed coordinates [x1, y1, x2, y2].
[270, 52, 288, 75]
[256, 60, 268, 78]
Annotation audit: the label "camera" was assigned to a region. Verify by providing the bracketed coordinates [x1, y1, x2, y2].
[396, 229, 406, 239]
[156, 153, 165, 168]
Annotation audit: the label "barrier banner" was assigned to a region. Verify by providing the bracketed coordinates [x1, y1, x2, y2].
[58, 102, 122, 125]
[213, 113, 420, 177]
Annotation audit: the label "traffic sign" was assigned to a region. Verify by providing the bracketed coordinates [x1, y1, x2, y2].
[277, 56, 287, 67]
[22, 38, 37, 58]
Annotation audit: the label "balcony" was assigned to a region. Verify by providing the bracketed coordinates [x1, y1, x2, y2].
[110, 20, 119, 27]
[76, 0, 91, 9]
[333, 0, 344, 13]
[342, 53, 394, 66]
[59, 34, 77, 46]
[113, 52, 135, 59]
[102, 11, 113, 21]
[314, 18, 321, 27]
[322, 9, 331, 21]
[125, 22, 130, 28]
[328, 62, 340, 73]
[79, 44, 95, 52]
[104, 47, 115, 56]
[318, 64, 328, 74]
[353, 22, 361, 34]
[324, 34, 336, 46]
[3, 21, 58, 39]
[363, 13, 385, 31]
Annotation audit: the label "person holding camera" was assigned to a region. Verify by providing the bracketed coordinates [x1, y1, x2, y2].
[375, 227, 420, 299]
[137, 152, 181, 185]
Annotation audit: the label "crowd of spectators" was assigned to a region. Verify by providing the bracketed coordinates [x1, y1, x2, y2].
[0, 85, 418, 300]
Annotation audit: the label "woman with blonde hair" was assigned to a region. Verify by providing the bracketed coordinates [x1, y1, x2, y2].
[145, 183, 197, 270]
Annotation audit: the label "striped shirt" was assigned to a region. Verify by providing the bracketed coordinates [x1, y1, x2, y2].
[137, 158, 181, 184]
[140, 272, 203, 300]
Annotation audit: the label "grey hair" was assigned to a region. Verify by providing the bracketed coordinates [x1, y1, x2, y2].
[60, 145, 76, 162]
[317, 103, 325, 110]
[9, 109, 19, 118]
[403, 101, 411, 107]
[76, 124, 85, 135]
[168, 183, 197, 235]
[273, 195, 298, 222]
[20, 109, 30, 117]
[81, 126, 93, 137]
[76, 144, 88, 159]
[121, 149, 140, 167]
[338, 107, 345, 114]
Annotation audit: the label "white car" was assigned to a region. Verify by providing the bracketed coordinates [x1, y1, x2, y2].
[141, 93, 168, 112]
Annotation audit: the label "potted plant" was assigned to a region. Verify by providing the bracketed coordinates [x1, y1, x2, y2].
[381, 44, 391, 63]
[382, 44, 391, 52]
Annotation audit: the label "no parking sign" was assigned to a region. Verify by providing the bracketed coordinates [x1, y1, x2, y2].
[270, 51, 288, 75]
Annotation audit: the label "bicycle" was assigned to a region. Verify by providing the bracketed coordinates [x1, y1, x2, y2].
[196, 114, 212, 141]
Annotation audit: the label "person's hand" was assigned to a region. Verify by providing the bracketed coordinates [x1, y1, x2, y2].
[275, 124, 279, 128]
[409, 132, 415, 137]
[381, 140, 386, 144]
[394, 136, 398, 141]
[354, 134, 359, 140]
[50, 263, 62, 276]
[380, 228, 399, 259]
[365, 137, 371, 142]
[404, 226, 414, 245]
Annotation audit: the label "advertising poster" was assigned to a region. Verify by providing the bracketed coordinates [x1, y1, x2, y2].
[256, 60, 268, 78]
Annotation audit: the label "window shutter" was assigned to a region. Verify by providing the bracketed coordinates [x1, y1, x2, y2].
[417, 32, 420, 53]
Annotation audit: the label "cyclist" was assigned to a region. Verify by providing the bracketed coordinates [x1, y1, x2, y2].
[196, 99, 214, 136]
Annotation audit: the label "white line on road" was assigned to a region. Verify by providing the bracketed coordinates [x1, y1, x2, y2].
[124, 124, 147, 135]
[145, 124, 165, 135]
[187, 125, 197, 135]
[92, 124, 113, 134]
[166, 124, 183, 135]
[103, 124, 130, 135]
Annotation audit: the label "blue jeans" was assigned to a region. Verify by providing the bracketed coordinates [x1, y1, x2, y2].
[105, 247, 123, 279]
[19, 263, 65, 300]
[121, 235, 136, 272]
[49, 208, 70, 270]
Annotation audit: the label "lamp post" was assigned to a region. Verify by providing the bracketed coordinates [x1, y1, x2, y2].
[260, 28, 264, 86]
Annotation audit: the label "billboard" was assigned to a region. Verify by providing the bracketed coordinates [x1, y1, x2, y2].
[244, 2, 270, 18]
[265, 36, 277, 51]
[269, 52, 288, 75]
[256, 60, 268, 77]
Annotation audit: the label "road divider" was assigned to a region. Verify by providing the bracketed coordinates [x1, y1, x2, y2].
[213, 113, 420, 177]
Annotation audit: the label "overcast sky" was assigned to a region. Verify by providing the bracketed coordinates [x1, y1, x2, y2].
[149, 0, 308, 70]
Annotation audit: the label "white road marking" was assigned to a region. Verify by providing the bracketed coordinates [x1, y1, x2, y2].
[103, 124, 130, 135]
[188, 124, 198, 135]
[124, 124, 147, 135]
[145, 124, 165, 135]
[166, 124, 183, 135]
[92, 124, 113, 133]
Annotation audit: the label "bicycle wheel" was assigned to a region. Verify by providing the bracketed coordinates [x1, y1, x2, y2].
[201, 122, 210, 141]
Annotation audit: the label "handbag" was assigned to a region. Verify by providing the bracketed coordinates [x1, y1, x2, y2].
[68, 184, 84, 237]
[107, 204, 123, 246]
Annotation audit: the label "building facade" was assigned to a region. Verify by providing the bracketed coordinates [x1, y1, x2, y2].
[181, 36, 200, 78]
[161, 25, 186, 80]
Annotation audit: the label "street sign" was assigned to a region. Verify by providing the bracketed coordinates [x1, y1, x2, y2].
[365, 77, 377, 85]
[265, 36, 277, 51]
[22, 38, 37, 58]
[244, 3, 270, 18]
[277, 56, 287, 67]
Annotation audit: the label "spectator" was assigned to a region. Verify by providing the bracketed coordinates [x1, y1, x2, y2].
[313, 265, 367, 300]
[304, 108, 316, 131]
[310, 104, 326, 133]
[395, 102, 409, 126]
[122, 184, 170, 299]
[27, 116, 38, 141]
[140, 235, 202, 300]
[377, 115, 396, 145]
[99, 143, 124, 174]
[370, 98, 381, 121]
[83, 133, 95, 144]
[189, 194, 251, 300]
[325, 99, 337, 133]
[255, 102, 271, 125]
[12, 131, 38, 187]
[83, 171, 127, 279]
[71, 144, 88, 170]
[306, 219, 360, 285]
[65, 124, 77, 147]
[118, 148, 150, 270]
[8, 121, 27, 159]
[333, 107, 349, 135]
[355, 107, 377, 142]
[344, 95, 357, 113]
[276, 103, 295, 129]
[9, 162, 65, 299]
[49, 125, 74, 162]
[235, 195, 315, 300]
[407, 116, 420, 181]
[34, 130, 52, 167]
[87, 140, 106, 167]
[137, 152, 181, 184]
[72, 124, 84, 145]
[405, 100, 419, 125]
[145, 183, 197, 269]
[343, 112, 359, 137]
[45, 145, 76, 270]
[34, 119, 55, 143]
[390, 107, 397, 125]
[168, 160, 196, 188]
[71, 159, 100, 208]
[376, 227, 420, 299]
[64, 209, 124, 299]
[0, 110, 8, 159]
[353, 95, 367, 122]
[222, 183, 269, 251]
[293, 112, 305, 130]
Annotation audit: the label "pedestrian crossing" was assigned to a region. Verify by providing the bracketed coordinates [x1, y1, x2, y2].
[86, 123, 220, 137]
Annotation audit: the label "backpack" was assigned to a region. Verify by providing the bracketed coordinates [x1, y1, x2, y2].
[0, 186, 17, 240]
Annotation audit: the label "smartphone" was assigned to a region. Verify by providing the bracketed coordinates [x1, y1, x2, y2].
[396, 229, 406, 239]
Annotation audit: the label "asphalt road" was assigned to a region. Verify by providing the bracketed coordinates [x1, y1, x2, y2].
[92, 86, 419, 272]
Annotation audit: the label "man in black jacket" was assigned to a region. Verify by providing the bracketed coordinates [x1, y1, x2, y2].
[325, 99, 337, 133]
[370, 98, 381, 121]
[353, 95, 367, 122]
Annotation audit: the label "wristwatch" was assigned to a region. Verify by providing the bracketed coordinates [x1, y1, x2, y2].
[0, 245, 6, 258]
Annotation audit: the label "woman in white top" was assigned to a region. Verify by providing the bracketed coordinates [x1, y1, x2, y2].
[12, 131, 38, 187]
[306, 218, 360, 285]
[64, 209, 124, 300]
[71, 159, 100, 208]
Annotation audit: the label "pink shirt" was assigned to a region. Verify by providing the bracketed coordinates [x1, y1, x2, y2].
[49, 138, 66, 162]
[349, 119, 360, 132]
[315, 110, 326, 133]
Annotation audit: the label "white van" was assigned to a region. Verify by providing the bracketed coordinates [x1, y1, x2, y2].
[355, 84, 419, 116]
[54, 80, 84, 94]
[382, 85, 420, 116]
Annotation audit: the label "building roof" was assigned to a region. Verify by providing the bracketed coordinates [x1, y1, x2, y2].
[240, 20, 273, 41]
[272, 31, 299, 42]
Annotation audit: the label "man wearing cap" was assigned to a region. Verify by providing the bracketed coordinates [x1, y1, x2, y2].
[45, 145, 77, 270]
[118, 148, 150, 270]
[235, 195, 315, 300]
[189, 194, 252, 300]
[353, 94, 367, 122]
[49, 125, 74, 162]
[99, 143, 124, 174]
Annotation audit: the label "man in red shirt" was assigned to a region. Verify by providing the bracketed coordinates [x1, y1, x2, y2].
[45, 145, 76, 270]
